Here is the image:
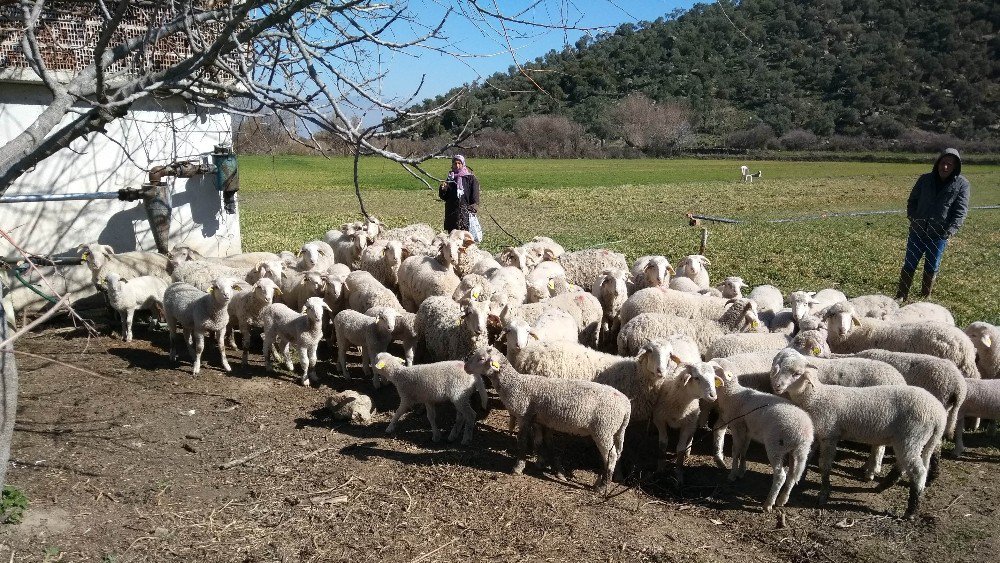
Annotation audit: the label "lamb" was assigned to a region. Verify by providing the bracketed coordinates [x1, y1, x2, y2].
[888, 302, 955, 325]
[226, 277, 280, 365]
[285, 271, 327, 311]
[673, 255, 711, 290]
[323, 222, 360, 249]
[464, 248, 503, 277]
[325, 390, 375, 424]
[553, 249, 629, 292]
[502, 309, 579, 363]
[591, 268, 630, 350]
[853, 349, 967, 440]
[465, 347, 630, 490]
[261, 296, 332, 385]
[619, 286, 736, 326]
[525, 260, 567, 303]
[630, 256, 673, 292]
[374, 353, 488, 445]
[771, 350, 946, 518]
[299, 240, 338, 271]
[359, 239, 405, 293]
[397, 238, 462, 312]
[379, 223, 436, 244]
[668, 276, 702, 293]
[331, 231, 368, 269]
[163, 278, 241, 376]
[520, 236, 565, 268]
[845, 294, 899, 320]
[103, 273, 168, 342]
[496, 246, 531, 273]
[80, 243, 171, 287]
[451, 274, 496, 304]
[333, 307, 398, 387]
[344, 270, 404, 313]
[486, 265, 529, 307]
[650, 361, 720, 482]
[166, 246, 280, 273]
[414, 296, 493, 363]
[715, 276, 748, 299]
[617, 298, 762, 356]
[952, 379, 1000, 457]
[965, 322, 999, 379]
[706, 332, 791, 359]
[710, 365, 813, 511]
[748, 284, 783, 314]
[824, 301, 980, 380]
[171, 260, 250, 292]
[789, 289, 846, 325]
[244, 259, 285, 285]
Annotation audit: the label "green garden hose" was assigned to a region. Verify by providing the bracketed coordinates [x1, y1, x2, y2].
[8, 265, 59, 304]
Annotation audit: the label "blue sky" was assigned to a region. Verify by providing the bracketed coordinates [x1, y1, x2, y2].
[372, 1, 698, 106]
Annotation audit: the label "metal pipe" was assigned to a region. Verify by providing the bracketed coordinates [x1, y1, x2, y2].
[1, 192, 121, 203]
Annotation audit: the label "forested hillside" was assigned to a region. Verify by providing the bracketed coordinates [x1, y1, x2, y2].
[414, 0, 998, 152]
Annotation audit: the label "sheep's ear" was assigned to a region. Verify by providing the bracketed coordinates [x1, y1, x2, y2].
[810, 346, 822, 356]
[375, 360, 387, 369]
[700, 256, 711, 266]
[669, 352, 683, 365]
[470, 286, 483, 300]
[804, 362, 820, 372]
[636, 347, 648, 359]
[301, 305, 309, 313]
[851, 314, 862, 327]
[542, 248, 555, 261]
[666, 264, 676, 275]
[208, 287, 215, 293]
[273, 287, 282, 295]
[528, 329, 541, 340]
[982, 334, 993, 348]
[323, 302, 333, 312]
[233, 284, 244, 291]
[102, 245, 115, 254]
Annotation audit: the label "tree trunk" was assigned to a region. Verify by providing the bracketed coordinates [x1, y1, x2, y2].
[0, 282, 18, 491]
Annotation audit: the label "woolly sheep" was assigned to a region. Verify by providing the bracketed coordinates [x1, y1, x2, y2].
[285, 271, 327, 311]
[888, 302, 955, 325]
[244, 259, 285, 285]
[166, 246, 280, 274]
[333, 307, 398, 387]
[451, 274, 496, 304]
[846, 294, 899, 320]
[380, 223, 436, 244]
[331, 231, 368, 269]
[397, 238, 462, 312]
[748, 284, 783, 316]
[414, 296, 493, 363]
[630, 256, 673, 292]
[552, 249, 628, 292]
[715, 276, 748, 299]
[520, 236, 565, 269]
[952, 379, 1000, 457]
[706, 332, 791, 359]
[668, 276, 703, 293]
[262, 297, 332, 385]
[226, 277, 280, 365]
[299, 240, 338, 271]
[771, 350, 946, 518]
[619, 286, 736, 326]
[965, 322, 999, 379]
[163, 278, 241, 375]
[789, 289, 846, 324]
[767, 308, 797, 335]
[711, 365, 813, 511]
[103, 273, 168, 342]
[80, 243, 171, 287]
[486, 265, 529, 307]
[617, 298, 762, 356]
[465, 347, 630, 490]
[501, 310, 579, 363]
[650, 361, 719, 483]
[853, 349, 967, 440]
[674, 254, 711, 290]
[496, 246, 531, 273]
[465, 250, 503, 277]
[824, 301, 980, 380]
[525, 260, 568, 303]
[592, 268, 630, 350]
[325, 390, 375, 424]
[344, 270, 404, 313]
[373, 353, 488, 445]
[171, 261, 250, 292]
[359, 239, 405, 293]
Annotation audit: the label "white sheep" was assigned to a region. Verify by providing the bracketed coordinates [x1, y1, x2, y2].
[824, 301, 980, 380]
[525, 260, 568, 303]
[344, 270, 404, 313]
[706, 332, 791, 359]
[952, 379, 1000, 457]
[591, 268, 630, 350]
[359, 239, 404, 293]
[374, 353, 488, 445]
[650, 361, 719, 483]
[333, 307, 398, 387]
[630, 256, 673, 292]
[965, 322, 999, 379]
[552, 249, 628, 292]
[163, 278, 241, 375]
[771, 350, 946, 519]
[496, 246, 531, 273]
[298, 240, 338, 272]
[331, 231, 368, 269]
[397, 238, 462, 312]
[788, 289, 846, 325]
[845, 294, 899, 320]
[501, 309, 579, 363]
[673, 255, 711, 290]
[167, 246, 280, 273]
[379, 223, 436, 244]
[486, 265, 528, 307]
[617, 298, 762, 356]
[888, 302, 955, 325]
[325, 390, 375, 424]
[711, 365, 813, 511]
[80, 243, 171, 287]
[261, 297, 332, 385]
[619, 286, 735, 326]
[715, 276, 748, 299]
[171, 261, 251, 292]
[226, 277, 280, 365]
[466, 347, 630, 490]
[414, 296, 493, 363]
[102, 273, 168, 342]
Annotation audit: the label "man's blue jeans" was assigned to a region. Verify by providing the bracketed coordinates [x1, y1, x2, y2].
[902, 228, 948, 274]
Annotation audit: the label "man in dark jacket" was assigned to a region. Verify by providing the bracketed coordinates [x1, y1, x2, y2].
[896, 148, 970, 300]
[439, 154, 480, 232]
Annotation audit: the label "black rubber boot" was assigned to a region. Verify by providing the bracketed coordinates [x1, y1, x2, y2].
[920, 271, 937, 298]
[895, 269, 915, 301]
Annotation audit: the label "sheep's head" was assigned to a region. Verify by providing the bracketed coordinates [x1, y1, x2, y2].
[208, 277, 241, 304]
[437, 238, 461, 267]
[724, 298, 761, 332]
[351, 231, 369, 257]
[80, 243, 115, 271]
[644, 257, 674, 288]
[719, 276, 748, 299]
[770, 349, 818, 395]
[253, 278, 279, 305]
[255, 260, 284, 282]
[636, 339, 684, 381]
[502, 319, 533, 352]
[676, 361, 723, 402]
[382, 240, 403, 268]
[678, 254, 710, 278]
[788, 291, 820, 322]
[301, 296, 331, 321]
[373, 352, 404, 377]
[373, 306, 398, 333]
[823, 301, 861, 340]
[298, 243, 323, 270]
[965, 322, 996, 352]
[498, 246, 528, 272]
[459, 298, 491, 338]
[301, 271, 327, 296]
[364, 217, 382, 243]
[103, 273, 124, 291]
[323, 278, 344, 302]
[464, 346, 505, 377]
[791, 330, 829, 357]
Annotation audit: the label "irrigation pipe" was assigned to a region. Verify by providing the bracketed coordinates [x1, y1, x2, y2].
[689, 205, 1000, 225]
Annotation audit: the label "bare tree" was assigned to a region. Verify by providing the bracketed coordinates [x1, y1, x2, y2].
[605, 93, 691, 156]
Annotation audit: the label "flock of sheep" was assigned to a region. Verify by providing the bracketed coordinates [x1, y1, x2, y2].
[75, 218, 999, 519]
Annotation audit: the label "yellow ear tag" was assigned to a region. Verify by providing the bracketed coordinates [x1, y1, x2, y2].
[547, 280, 555, 290]
[375, 360, 386, 369]
[81, 252, 89, 260]
[490, 360, 501, 370]
[455, 317, 463, 326]
[471, 289, 481, 299]
[811, 347, 821, 356]
[751, 321, 759, 329]
[208, 287, 215, 293]
[714, 376, 723, 388]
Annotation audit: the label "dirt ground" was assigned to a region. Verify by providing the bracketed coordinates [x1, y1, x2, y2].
[2, 318, 999, 563]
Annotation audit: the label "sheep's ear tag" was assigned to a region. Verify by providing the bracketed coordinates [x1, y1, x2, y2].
[547, 280, 555, 290]
[811, 347, 821, 356]
[471, 289, 481, 299]
[455, 317, 463, 326]
[490, 360, 501, 370]
[714, 376, 724, 388]
[208, 287, 215, 293]
[81, 252, 89, 260]
[983, 335, 992, 348]
[375, 360, 386, 369]
[751, 320, 759, 329]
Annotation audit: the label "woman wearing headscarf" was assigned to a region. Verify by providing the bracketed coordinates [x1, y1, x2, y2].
[439, 154, 480, 233]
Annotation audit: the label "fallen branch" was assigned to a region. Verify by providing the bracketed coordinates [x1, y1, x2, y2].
[219, 447, 271, 470]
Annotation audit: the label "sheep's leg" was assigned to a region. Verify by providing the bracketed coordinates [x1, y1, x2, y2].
[654, 417, 671, 472]
[359, 344, 371, 376]
[712, 423, 729, 468]
[764, 457, 788, 513]
[727, 428, 747, 481]
[544, 428, 568, 481]
[166, 316, 177, 361]
[216, 330, 232, 373]
[299, 347, 311, 385]
[281, 341, 293, 372]
[226, 324, 237, 350]
[862, 445, 885, 481]
[778, 443, 810, 507]
[674, 421, 697, 486]
[902, 452, 928, 520]
[456, 400, 477, 446]
[593, 437, 613, 493]
[123, 309, 134, 342]
[239, 321, 251, 366]
[817, 438, 839, 505]
[263, 332, 274, 372]
[425, 403, 441, 443]
[513, 412, 536, 475]
[336, 336, 349, 377]
[404, 343, 414, 367]
[191, 332, 205, 376]
[385, 396, 413, 434]
[183, 329, 196, 361]
[308, 344, 319, 383]
[951, 409, 967, 458]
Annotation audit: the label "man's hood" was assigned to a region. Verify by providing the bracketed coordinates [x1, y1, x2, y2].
[933, 147, 962, 180]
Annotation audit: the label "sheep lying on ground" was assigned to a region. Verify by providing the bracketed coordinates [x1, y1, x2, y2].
[326, 390, 375, 424]
[824, 301, 980, 380]
[771, 350, 946, 519]
[374, 353, 488, 445]
[164, 278, 241, 375]
[103, 273, 168, 342]
[226, 278, 280, 365]
[465, 347, 630, 491]
[80, 243, 171, 287]
[334, 307, 398, 387]
[711, 365, 813, 511]
[261, 297, 331, 385]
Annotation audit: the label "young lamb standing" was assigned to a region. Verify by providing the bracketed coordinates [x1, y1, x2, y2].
[163, 277, 241, 376]
[334, 307, 398, 387]
[261, 297, 332, 385]
[103, 273, 168, 342]
[373, 353, 488, 445]
[465, 347, 630, 491]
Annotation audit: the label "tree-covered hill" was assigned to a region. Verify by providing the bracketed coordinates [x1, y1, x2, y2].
[415, 0, 999, 146]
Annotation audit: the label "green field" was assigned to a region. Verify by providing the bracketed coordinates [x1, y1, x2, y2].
[239, 156, 1000, 325]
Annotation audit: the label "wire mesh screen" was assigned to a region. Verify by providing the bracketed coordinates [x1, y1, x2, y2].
[0, 2, 228, 76]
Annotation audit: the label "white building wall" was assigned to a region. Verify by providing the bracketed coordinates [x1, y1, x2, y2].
[0, 82, 242, 261]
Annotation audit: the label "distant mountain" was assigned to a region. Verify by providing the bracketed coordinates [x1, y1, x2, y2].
[414, 0, 999, 144]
